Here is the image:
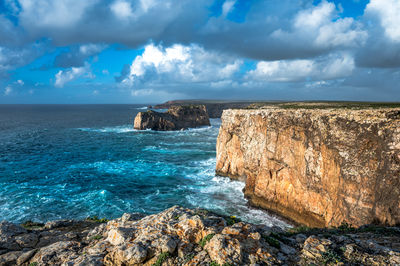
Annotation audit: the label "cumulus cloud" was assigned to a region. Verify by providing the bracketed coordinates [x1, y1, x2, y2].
[110, 0, 133, 20]
[19, 0, 98, 29]
[272, 1, 367, 50]
[365, 0, 400, 42]
[54, 63, 92, 88]
[355, 0, 400, 68]
[121, 43, 242, 88]
[1, 0, 400, 101]
[247, 53, 355, 83]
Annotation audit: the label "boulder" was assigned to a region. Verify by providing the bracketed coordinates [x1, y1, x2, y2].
[134, 105, 210, 131]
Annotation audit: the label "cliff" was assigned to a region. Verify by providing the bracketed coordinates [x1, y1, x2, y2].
[216, 107, 400, 228]
[134, 105, 210, 131]
[153, 100, 253, 118]
[1, 206, 399, 265]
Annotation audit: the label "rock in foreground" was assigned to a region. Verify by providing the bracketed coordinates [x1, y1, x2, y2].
[1, 206, 400, 265]
[216, 108, 400, 228]
[134, 105, 210, 131]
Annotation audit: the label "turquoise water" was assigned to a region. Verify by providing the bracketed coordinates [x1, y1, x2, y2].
[0, 104, 287, 227]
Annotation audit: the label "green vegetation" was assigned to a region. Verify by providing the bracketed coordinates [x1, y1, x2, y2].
[153, 252, 170, 266]
[29, 263, 38, 266]
[321, 249, 343, 264]
[263, 235, 281, 249]
[90, 235, 103, 240]
[246, 101, 400, 110]
[209, 262, 232, 266]
[199, 233, 215, 248]
[226, 215, 240, 226]
[21, 220, 44, 229]
[194, 209, 209, 217]
[86, 216, 109, 223]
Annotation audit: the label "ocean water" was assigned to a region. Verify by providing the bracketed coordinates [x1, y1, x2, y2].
[0, 104, 288, 227]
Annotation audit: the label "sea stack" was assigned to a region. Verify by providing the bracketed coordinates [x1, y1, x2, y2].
[134, 105, 211, 131]
[216, 107, 400, 227]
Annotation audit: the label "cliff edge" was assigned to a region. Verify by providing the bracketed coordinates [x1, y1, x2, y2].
[134, 105, 210, 131]
[216, 107, 400, 227]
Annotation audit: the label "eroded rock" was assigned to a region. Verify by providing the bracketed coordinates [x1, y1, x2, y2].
[0, 206, 398, 265]
[216, 108, 400, 227]
[134, 105, 210, 131]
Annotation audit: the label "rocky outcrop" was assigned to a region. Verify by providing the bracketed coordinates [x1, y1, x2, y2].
[134, 105, 210, 131]
[216, 108, 400, 228]
[153, 100, 253, 118]
[1, 207, 399, 265]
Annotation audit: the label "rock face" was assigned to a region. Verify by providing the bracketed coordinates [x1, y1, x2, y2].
[153, 100, 253, 118]
[216, 108, 400, 228]
[1, 207, 399, 265]
[134, 105, 210, 131]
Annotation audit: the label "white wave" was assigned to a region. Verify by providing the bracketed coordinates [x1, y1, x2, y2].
[136, 106, 149, 110]
[77, 125, 134, 133]
[185, 172, 290, 228]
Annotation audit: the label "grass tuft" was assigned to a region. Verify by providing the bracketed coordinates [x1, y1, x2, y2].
[199, 233, 215, 248]
[86, 216, 109, 223]
[152, 252, 170, 266]
[21, 221, 44, 229]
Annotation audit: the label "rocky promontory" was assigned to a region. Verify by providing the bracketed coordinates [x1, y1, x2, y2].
[1, 206, 400, 265]
[134, 105, 210, 131]
[153, 100, 254, 118]
[216, 107, 400, 228]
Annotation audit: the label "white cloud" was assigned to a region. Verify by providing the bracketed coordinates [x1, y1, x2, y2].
[222, 0, 236, 17]
[55, 63, 91, 88]
[16, 79, 24, 85]
[247, 53, 354, 82]
[121, 43, 242, 86]
[273, 1, 367, 49]
[4, 86, 12, 95]
[366, 0, 400, 42]
[19, 0, 98, 28]
[79, 44, 106, 55]
[110, 0, 133, 19]
[140, 0, 157, 12]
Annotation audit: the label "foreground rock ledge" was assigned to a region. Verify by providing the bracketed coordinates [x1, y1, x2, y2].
[1, 206, 400, 265]
[134, 105, 210, 131]
[216, 108, 400, 228]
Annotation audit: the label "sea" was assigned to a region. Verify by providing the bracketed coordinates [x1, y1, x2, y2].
[0, 104, 288, 227]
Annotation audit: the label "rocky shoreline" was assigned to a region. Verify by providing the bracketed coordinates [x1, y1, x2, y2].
[1, 206, 400, 265]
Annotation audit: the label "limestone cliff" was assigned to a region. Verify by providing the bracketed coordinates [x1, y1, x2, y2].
[134, 105, 210, 131]
[216, 108, 400, 227]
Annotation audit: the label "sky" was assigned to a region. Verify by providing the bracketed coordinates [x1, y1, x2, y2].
[0, 0, 399, 104]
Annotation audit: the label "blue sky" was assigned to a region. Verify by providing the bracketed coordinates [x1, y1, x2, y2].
[0, 0, 399, 103]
